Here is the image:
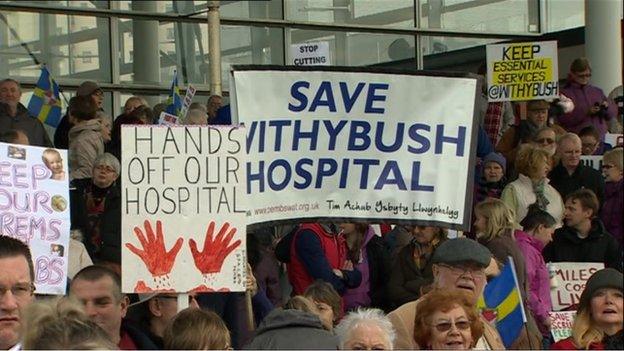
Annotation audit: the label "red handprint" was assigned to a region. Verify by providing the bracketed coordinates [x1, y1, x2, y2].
[125, 220, 183, 276]
[189, 221, 241, 274]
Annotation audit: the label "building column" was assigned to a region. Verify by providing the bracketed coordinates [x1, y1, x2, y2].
[131, 0, 160, 85]
[585, 0, 622, 93]
[208, 1, 222, 96]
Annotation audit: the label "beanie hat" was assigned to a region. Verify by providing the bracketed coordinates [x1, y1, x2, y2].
[578, 268, 624, 311]
[483, 152, 507, 173]
[76, 81, 102, 97]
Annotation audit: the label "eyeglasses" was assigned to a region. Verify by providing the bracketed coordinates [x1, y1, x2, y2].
[432, 320, 472, 333]
[438, 263, 486, 278]
[0, 283, 35, 299]
[536, 138, 555, 145]
[95, 165, 116, 173]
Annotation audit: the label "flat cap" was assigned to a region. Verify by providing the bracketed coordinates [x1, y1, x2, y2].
[432, 238, 492, 268]
[76, 80, 102, 97]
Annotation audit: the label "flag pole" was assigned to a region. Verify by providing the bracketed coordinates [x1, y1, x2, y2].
[508, 256, 536, 350]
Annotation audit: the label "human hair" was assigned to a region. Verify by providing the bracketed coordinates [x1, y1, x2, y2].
[284, 295, 318, 314]
[0, 235, 35, 283]
[128, 105, 153, 125]
[163, 308, 230, 350]
[304, 280, 342, 320]
[189, 102, 207, 112]
[124, 96, 148, 109]
[603, 148, 623, 171]
[578, 125, 600, 141]
[0, 78, 20, 89]
[565, 189, 600, 218]
[532, 126, 556, 141]
[558, 132, 582, 148]
[520, 204, 557, 232]
[474, 198, 515, 242]
[22, 297, 115, 350]
[93, 152, 120, 175]
[69, 95, 98, 121]
[345, 223, 370, 264]
[515, 144, 551, 179]
[42, 148, 62, 162]
[526, 99, 548, 110]
[0, 129, 27, 144]
[72, 265, 122, 301]
[186, 108, 207, 125]
[570, 57, 591, 73]
[335, 308, 396, 350]
[570, 307, 604, 350]
[413, 289, 483, 349]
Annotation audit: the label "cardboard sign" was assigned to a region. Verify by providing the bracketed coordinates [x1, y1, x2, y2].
[121, 126, 247, 293]
[486, 41, 558, 102]
[549, 262, 604, 311]
[230, 68, 479, 230]
[179, 84, 197, 119]
[159, 111, 179, 126]
[579, 155, 602, 171]
[289, 42, 330, 66]
[550, 311, 576, 342]
[604, 133, 623, 147]
[0, 143, 70, 294]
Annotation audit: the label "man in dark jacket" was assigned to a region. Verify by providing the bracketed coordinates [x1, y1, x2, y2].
[0, 78, 53, 147]
[549, 133, 605, 204]
[543, 189, 621, 270]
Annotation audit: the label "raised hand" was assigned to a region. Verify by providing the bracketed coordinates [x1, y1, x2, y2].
[189, 221, 241, 274]
[125, 220, 183, 276]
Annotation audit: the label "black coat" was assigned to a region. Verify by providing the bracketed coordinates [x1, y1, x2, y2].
[543, 219, 622, 271]
[549, 163, 605, 204]
[364, 234, 391, 311]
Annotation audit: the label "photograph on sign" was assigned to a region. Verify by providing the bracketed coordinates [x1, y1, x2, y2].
[486, 41, 558, 102]
[0, 142, 70, 294]
[121, 125, 247, 293]
[231, 68, 479, 230]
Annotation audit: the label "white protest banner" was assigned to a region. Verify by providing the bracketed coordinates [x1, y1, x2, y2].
[121, 125, 247, 293]
[179, 84, 197, 119]
[550, 311, 576, 342]
[549, 262, 604, 311]
[579, 155, 602, 171]
[0, 142, 70, 294]
[230, 68, 479, 229]
[486, 40, 558, 102]
[159, 111, 179, 126]
[604, 133, 623, 147]
[289, 42, 330, 66]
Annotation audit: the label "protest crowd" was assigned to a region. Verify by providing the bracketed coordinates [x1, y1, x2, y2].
[0, 41, 623, 351]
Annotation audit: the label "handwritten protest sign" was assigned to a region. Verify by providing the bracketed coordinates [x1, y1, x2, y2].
[179, 84, 197, 119]
[580, 155, 603, 171]
[549, 262, 604, 311]
[121, 126, 247, 293]
[486, 41, 558, 102]
[290, 42, 330, 66]
[159, 111, 179, 126]
[550, 311, 576, 342]
[0, 142, 70, 294]
[230, 68, 479, 230]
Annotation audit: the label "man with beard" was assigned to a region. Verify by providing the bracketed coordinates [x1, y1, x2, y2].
[387, 238, 505, 350]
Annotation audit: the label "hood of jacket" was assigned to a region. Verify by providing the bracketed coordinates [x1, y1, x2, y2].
[69, 119, 102, 139]
[254, 309, 326, 336]
[559, 219, 610, 244]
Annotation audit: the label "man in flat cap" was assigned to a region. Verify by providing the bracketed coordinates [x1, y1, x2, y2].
[388, 238, 505, 350]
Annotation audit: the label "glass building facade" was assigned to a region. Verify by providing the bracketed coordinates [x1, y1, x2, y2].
[0, 0, 586, 117]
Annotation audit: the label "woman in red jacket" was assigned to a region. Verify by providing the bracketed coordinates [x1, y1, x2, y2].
[551, 268, 623, 350]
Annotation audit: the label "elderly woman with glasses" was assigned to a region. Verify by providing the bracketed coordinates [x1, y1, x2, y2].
[70, 153, 122, 272]
[413, 289, 483, 350]
[558, 57, 617, 140]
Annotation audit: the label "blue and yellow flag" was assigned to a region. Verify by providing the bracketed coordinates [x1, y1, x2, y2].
[477, 257, 527, 348]
[165, 71, 182, 117]
[27, 66, 63, 127]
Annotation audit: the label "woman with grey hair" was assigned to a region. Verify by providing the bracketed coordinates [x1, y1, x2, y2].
[335, 308, 396, 350]
[70, 152, 122, 272]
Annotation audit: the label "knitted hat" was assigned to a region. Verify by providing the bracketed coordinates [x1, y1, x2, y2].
[578, 268, 624, 311]
[483, 152, 507, 173]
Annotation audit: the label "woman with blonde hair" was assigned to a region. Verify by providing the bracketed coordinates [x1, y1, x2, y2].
[551, 268, 623, 350]
[501, 144, 564, 225]
[163, 308, 231, 350]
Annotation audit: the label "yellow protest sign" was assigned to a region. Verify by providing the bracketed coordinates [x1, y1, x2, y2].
[486, 41, 559, 102]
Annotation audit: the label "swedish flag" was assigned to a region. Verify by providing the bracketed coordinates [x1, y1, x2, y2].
[477, 257, 527, 348]
[165, 71, 182, 117]
[27, 66, 63, 127]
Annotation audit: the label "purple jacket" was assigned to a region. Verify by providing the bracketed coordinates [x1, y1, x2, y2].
[601, 179, 623, 248]
[558, 80, 617, 138]
[514, 230, 552, 334]
[343, 226, 375, 311]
